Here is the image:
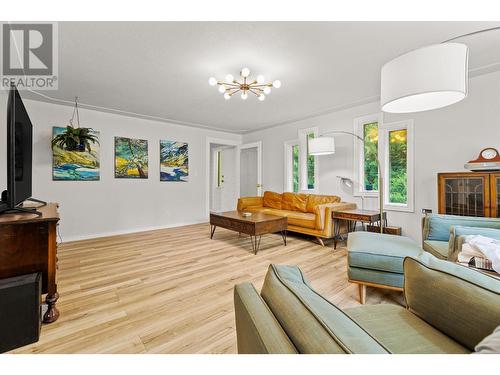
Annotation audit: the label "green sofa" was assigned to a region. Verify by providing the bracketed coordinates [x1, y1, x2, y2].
[422, 213, 500, 260]
[234, 253, 500, 354]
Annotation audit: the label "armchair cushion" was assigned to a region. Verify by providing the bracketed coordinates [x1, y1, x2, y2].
[263, 191, 283, 210]
[344, 304, 469, 354]
[422, 240, 449, 259]
[260, 264, 389, 354]
[404, 253, 500, 351]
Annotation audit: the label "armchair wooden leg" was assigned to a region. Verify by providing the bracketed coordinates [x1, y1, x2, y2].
[358, 284, 366, 304]
[316, 237, 325, 247]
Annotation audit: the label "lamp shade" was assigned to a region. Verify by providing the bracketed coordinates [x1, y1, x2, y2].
[308, 137, 335, 156]
[381, 43, 469, 113]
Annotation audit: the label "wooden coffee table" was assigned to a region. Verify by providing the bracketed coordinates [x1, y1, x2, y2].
[209, 211, 287, 254]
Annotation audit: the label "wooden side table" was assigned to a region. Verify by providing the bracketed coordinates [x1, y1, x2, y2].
[332, 209, 387, 249]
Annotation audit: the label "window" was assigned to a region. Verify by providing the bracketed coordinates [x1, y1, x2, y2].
[354, 114, 382, 196]
[284, 140, 299, 192]
[388, 129, 408, 204]
[363, 122, 379, 192]
[299, 127, 318, 192]
[354, 115, 414, 212]
[284, 127, 318, 193]
[307, 133, 315, 190]
[381, 120, 414, 212]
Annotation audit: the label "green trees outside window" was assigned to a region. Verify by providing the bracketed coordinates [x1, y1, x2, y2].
[363, 122, 379, 191]
[292, 144, 299, 192]
[388, 129, 408, 204]
[307, 133, 315, 189]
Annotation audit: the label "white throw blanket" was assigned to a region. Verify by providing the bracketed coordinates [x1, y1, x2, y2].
[463, 235, 500, 273]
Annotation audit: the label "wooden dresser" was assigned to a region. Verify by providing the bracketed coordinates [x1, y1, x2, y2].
[0, 203, 60, 323]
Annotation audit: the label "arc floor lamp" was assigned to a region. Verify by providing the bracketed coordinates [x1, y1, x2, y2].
[308, 131, 385, 234]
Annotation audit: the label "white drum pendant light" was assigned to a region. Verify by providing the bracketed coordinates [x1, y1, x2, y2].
[381, 43, 469, 113]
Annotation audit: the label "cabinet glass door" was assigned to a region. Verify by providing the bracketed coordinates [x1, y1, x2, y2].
[439, 174, 490, 217]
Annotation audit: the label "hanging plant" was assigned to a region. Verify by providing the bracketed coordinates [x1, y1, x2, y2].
[51, 97, 99, 152]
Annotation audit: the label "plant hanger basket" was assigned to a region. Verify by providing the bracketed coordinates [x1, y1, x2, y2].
[51, 97, 99, 152]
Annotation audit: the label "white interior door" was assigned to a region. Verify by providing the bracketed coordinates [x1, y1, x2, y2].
[239, 141, 263, 197]
[211, 146, 238, 212]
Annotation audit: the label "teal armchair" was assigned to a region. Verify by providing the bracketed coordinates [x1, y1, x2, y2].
[422, 213, 500, 260]
[234, 253, 500, 354]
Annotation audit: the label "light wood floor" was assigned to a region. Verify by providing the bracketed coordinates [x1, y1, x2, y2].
[12, 223, 403, 354]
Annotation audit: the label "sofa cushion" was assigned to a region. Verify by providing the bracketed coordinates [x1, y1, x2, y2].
[260, 264, 389, 354]
[264, 209, 316, 229]
[281, 192, 308, 213]
[427, 214, 500, 241]
[347, 231, 422, 274]
[423, 240, 449, 259]
[306, 194, 340, 213]
[453, 225, 500, 240]
[344, 304, 469, 354]
[263, 191, 282, 210]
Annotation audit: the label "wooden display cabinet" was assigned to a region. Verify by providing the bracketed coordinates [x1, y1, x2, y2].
[438, 172, 500, 218]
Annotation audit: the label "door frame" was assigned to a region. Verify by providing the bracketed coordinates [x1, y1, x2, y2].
[206, 137, 241, 218]
[239, 141, 263, 197]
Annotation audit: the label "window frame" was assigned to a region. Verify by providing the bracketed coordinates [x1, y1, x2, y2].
[353, 113, 383, 198]
[380, 120, 415, 213]
[298, 127, 319, 193]
[283, 139, 300, 193]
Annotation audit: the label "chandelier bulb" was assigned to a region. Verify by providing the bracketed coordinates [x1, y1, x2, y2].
[241, 67, 250, 78]
[224, 92, 231, 100]
[225, 74, 234, 83]
[208, 77, 217, 86]
[258, 94, 266, 101]
[241, 92, 248, 100]
[218, 85, 226, 94]
[272, 80, 282, 88]
[256, 75, 265, 84]
[263, 86, 271, 95]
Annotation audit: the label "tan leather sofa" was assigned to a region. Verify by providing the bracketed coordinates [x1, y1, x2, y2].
[237, 191, 356, 246]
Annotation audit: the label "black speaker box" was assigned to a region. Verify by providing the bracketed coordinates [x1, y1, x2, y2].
[0, 273, 41, 353]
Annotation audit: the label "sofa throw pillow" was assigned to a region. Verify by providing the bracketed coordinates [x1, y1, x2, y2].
[475, 326, 500, 354]
[263, 191, 282, 210]
[281, 192, 308, 212]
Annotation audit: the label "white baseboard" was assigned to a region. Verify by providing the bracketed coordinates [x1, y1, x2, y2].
[60, 219, 208, 243]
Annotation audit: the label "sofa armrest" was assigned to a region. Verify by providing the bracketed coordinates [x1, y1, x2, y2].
[237, 196, 263, 211]
[404, 253, 500, 351]
[449, 225, 500, 261]
[314, 202, 357, 234]
[234, 283, 297, 354]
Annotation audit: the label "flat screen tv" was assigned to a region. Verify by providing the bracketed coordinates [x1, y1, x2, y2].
[0, 85, 38, 214]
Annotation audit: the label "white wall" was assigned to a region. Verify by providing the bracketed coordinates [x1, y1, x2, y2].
[0, 92, 241, 241]
[243, 70, 500, 241]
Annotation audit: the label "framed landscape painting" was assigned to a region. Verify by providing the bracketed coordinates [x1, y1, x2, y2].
[114, 137, 149, 178]
[52, 126, 100, 181]
[160, 140, 188, 182]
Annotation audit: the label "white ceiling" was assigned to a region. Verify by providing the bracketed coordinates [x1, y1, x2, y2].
[25, 22, 500, 134]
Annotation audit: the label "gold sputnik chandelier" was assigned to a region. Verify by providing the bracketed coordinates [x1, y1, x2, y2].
[208, 67, 281, 101]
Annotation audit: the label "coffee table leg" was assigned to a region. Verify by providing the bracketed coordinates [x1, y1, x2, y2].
[281, 230, 287, 246]
[250, 235, 262, 255]
[210, 225, 216, 239]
